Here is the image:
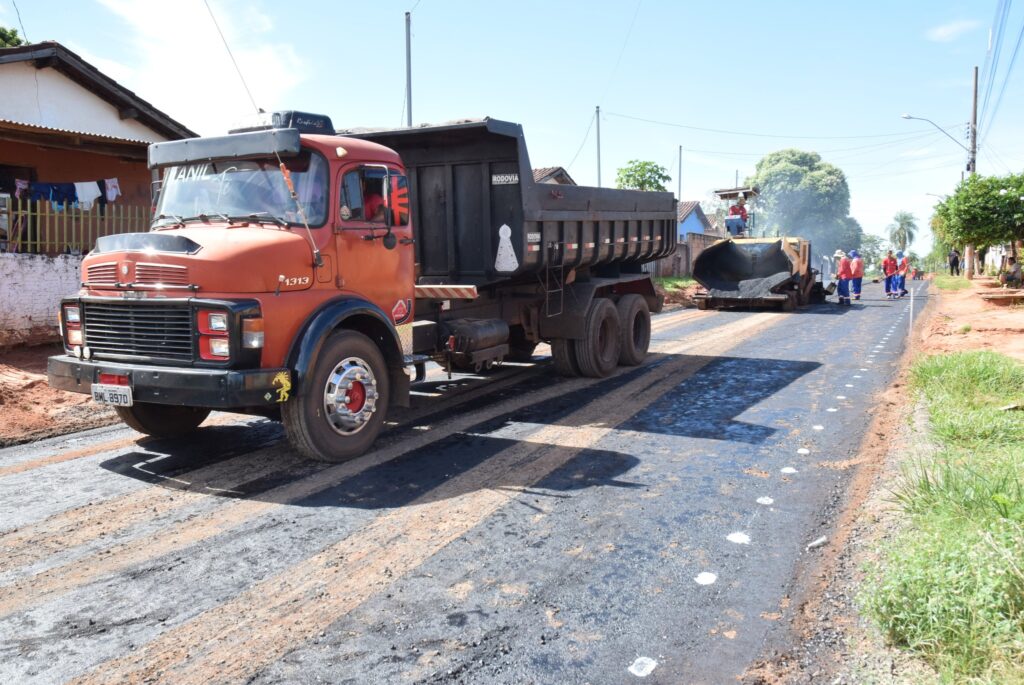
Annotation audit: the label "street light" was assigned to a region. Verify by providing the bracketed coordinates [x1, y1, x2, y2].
[901, 114, 970, 153]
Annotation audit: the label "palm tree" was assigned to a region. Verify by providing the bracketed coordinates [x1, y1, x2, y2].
[888, 211, 918, 252]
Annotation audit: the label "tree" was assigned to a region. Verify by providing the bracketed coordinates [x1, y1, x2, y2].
[887, 211, 918, 251]
[748, 149, 857, 259]
[934, 172, 1024, 250]
[859, 233, 887, 273]
[0, 26, 24, 48]
[615, 160, 670, 192]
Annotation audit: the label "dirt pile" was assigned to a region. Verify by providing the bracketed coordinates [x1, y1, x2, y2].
[0, 344, 116, 447]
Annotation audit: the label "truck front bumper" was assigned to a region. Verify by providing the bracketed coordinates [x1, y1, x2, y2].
[47, 355, 291, 409]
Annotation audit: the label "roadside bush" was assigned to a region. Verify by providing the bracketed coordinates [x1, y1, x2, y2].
[863, 351, 1024, 682]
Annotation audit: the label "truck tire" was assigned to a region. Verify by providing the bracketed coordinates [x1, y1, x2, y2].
[616, 294, 651, 366]
[551, 338, 580, 377]
[115, 404, 210, 438]
[573, 298, 621, 378]
[282, 329, 389, 463]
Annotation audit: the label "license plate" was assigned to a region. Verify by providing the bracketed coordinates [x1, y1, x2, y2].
[92, 383, 133, 407]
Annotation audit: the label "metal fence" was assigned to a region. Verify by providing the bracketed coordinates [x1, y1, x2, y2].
[1, 198, 150, 256]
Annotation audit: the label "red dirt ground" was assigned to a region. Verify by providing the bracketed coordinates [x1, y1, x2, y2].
[0, 343, 116, 447]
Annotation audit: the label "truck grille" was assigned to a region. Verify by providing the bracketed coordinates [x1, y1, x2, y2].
[82, 301, 195, 362]
[86, 262, 118, 284]
[135, 263, 190, 286]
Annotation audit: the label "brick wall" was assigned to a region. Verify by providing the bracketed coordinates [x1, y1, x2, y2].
[0, 253, 83, 347]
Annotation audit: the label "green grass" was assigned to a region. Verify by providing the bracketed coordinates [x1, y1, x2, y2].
[862, 351, 1024, 683]
[655, 276, 696, 291]
[934, 274, 972, 291]
[960, 324, 973, 334]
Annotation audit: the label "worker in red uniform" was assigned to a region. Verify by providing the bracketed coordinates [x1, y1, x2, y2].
[881, 250, 899, 300]
[849, 249, 864, 301]
[896, 250, 909, 297]
[834, 249, 852, 306]
[726, 196, 748, 236]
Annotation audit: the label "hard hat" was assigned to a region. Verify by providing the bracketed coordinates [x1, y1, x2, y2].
[833, 249, 846, 258]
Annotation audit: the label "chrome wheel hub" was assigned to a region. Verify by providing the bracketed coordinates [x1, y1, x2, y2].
[323, 356, 378, 435]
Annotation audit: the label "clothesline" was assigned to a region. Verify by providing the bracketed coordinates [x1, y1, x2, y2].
[14, 177, 121, 212]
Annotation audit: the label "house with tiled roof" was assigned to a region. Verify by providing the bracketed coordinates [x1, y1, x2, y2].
[0, 41, 195, 208]
[677, 200, 712, 237]
[532, 166, 576, 185]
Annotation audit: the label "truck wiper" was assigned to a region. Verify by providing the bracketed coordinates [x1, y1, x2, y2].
[229, 212, 288, 227]
[154, 213, 185, 228]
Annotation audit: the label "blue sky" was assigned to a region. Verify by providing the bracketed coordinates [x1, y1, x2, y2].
[5, 0, 1022, 252]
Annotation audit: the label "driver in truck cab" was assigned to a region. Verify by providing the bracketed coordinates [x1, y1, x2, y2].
[726, 196, 748, 236]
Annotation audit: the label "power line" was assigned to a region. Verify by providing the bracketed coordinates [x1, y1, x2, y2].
[603, 111, 960, 140]
[600, 0, 643, 104]
[981, 13, 1024, 142]
[203, 0, 261, 114]
[566, 111, 596, 171]
[979, 0, 1013, 128]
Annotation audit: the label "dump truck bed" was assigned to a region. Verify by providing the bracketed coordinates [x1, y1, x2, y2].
[344, 119, 677, 287]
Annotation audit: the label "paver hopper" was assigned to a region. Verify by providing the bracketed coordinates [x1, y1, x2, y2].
[692, 237, 826, 311]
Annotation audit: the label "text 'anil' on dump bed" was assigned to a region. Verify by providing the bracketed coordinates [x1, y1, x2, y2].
[48, 113, 677, 462]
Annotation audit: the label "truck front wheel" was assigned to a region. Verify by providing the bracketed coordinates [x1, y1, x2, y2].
[283, 330, 390, 463]
[114, 404, 210, 438]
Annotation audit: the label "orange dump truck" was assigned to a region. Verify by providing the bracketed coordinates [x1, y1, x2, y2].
[48, 113, 676, 462]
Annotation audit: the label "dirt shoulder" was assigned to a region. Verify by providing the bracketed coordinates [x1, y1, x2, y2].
[0, 343, 117, 447]
[748, 277, 1024, 684]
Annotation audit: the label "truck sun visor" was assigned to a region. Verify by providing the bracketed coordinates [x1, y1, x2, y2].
[148, 128, 302, 169]
[94, 233, 202, 255]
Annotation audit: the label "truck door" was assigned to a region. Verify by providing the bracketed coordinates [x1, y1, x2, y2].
[335, 164, 416, 331]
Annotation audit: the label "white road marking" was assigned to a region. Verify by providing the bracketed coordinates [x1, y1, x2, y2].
[812, 425, 824, 430]
[726, 532, 751, 545]
[694, 572, 717, 585]
[756, 496, 774, 505]
[628, 657, 658, 677]
[845, 383, 854, 387]
[836, 395, 846, 400]
[827, 407, 838, 412]
[797, 448, 810, 455]
[781, 466, 798, 474]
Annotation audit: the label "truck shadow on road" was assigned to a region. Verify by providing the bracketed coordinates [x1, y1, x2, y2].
[621, 356, 820, 444]
[96, 352, 817, 511]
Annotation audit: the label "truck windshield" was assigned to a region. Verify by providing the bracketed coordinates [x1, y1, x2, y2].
[153, 151, 328, 228]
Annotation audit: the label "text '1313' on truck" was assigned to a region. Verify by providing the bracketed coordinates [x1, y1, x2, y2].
[48, 113, 677, 461]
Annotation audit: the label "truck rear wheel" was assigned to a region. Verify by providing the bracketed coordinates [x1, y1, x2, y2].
[573, 298, 621, 378]
[551, 338, 581, 377]
[115, 404, 210, 438]
[616, 294, 651, 366]
[282, 330, 389, 463]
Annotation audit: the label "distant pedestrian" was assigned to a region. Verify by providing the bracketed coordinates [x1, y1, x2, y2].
[1002, 257, 1022, 288]
[834, 249, 852, 306]
[881, 250, 898, 299]
[948, 248, 961, 276]
[896, 251, 909, 297]
[849, 249, 864, 301]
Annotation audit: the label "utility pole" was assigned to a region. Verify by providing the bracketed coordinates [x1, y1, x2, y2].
[677, 144, 682, 199]
[734, 169, 739, 187]
[405, 12, 413, 127]
[965, 65, 979, 278]
[596, 105, 602, 188]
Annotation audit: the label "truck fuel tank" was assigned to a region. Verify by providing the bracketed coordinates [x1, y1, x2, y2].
[441, 319, 510, 353]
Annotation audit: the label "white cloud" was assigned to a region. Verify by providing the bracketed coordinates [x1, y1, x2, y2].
[926, 19, 981, 43]
[97, 0, 306, 135]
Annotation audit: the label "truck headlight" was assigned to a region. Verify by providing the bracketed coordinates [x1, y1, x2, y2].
[209, 337, 230, 357]
[208, 312, 228, 332]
